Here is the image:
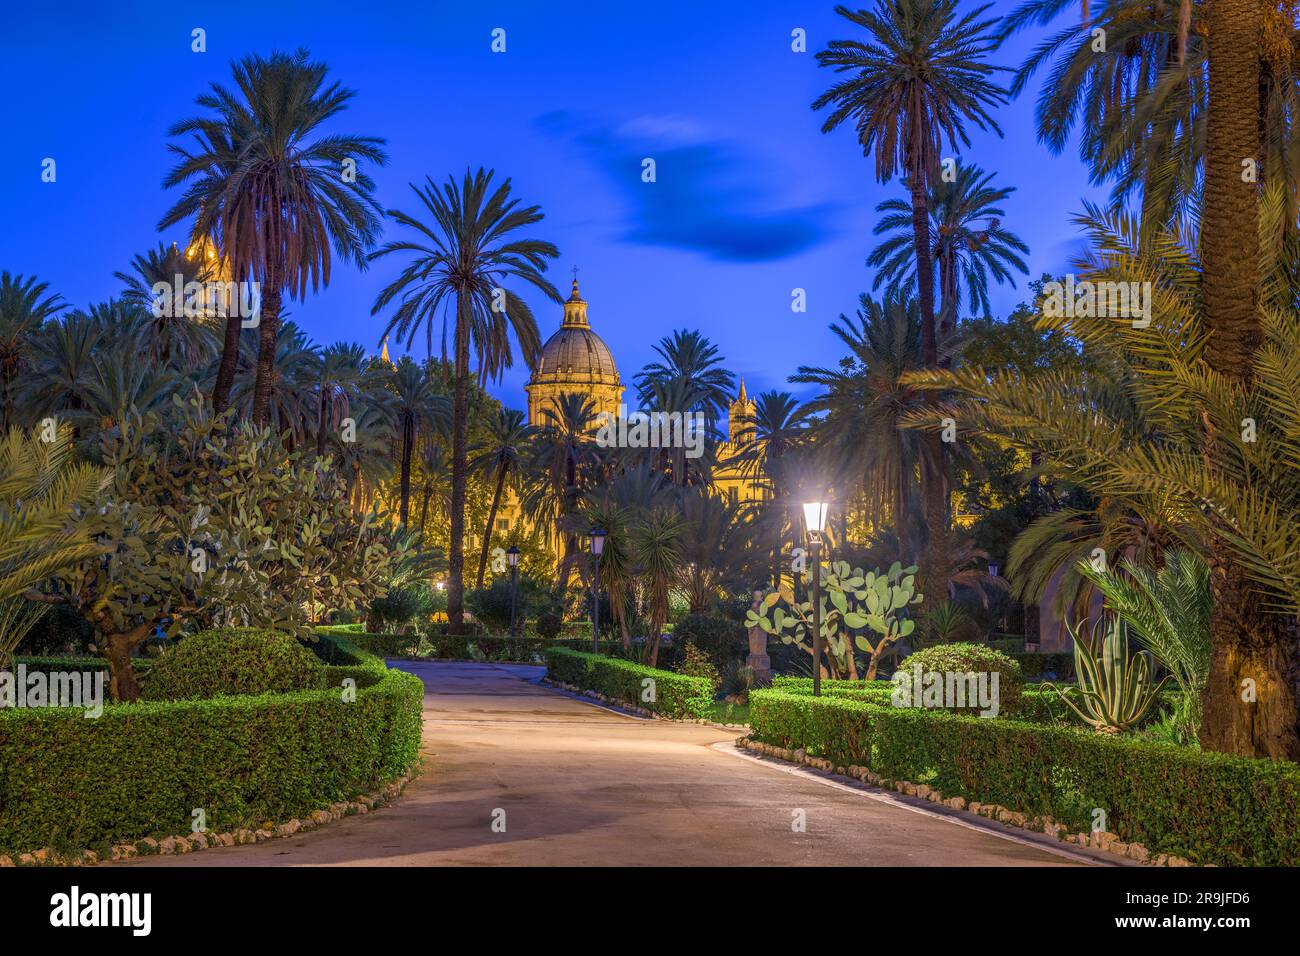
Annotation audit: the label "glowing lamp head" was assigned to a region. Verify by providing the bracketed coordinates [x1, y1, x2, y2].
[588, 528, 607, 556]
[506, 546, 521, 568]
[802, 501, 830, 536]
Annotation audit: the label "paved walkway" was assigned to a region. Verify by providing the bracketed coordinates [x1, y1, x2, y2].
[120, 662, 1100, 866]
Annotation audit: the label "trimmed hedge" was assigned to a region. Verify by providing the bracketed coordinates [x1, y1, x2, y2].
[544, 648, 713, 719]
[748, 689, 1300, 866]
[0, 645, 423, 857]
[314, 626, 624, 663]
[15, 656, 152, 673]
[143, 628, 324, 701]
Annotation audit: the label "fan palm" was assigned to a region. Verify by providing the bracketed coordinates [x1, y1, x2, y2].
[0, 273, 64, 430]
[470, 407, 533, 587]
[160, 48, 387, 419]
[0, 424, 107, 669]
[370, 168, 560, 632]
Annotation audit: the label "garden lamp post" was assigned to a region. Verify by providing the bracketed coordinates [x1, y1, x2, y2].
[803, 500, 830, 696]
[588, 528, 607, 654]
[507, 546, 521, 637]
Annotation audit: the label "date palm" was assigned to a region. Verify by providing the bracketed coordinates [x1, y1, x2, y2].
[634, 329, 736, 424]
[522, 392, 599, 594]
[160, 48, 387, 419]
[868, 165, 1028, 341]
[470, 407, 533, 588]
[370, 168, 560, 631]
[385, 356, 451, 526]
[229, 321, 319, 447]
[813, 0, 1008, 609]
[113, 242, 220, 368]
[0, 273, 64, 430]
[310, 342, 366, 458]
[793, 295, 932, 564]
[0, 424, 107, 670]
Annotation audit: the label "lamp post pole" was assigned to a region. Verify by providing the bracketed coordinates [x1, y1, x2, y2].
[507, 546, 521, 637]
[811, 531, 822, 697]
[588, 529, 606, 655]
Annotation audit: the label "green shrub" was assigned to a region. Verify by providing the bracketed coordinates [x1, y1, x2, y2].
[535, 611, 562, 639]
[367, 582, 436, 633]
[671, 613, 745, 667]
[1012, 651, 1076, 681]
[0, 662, 423, 857]
[676, 643, 721, 691]
[895, 642, 1023, 716]
[465, 580, 530, 633]
[544, 648, 713, 719]
[747, 690, 1300, 866]
[143, 628, 325, 701]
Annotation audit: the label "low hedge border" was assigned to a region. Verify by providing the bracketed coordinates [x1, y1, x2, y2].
[747, 689, 1300, 866]
[313, 627, 623, 662]
[14, 656, 153, 672]
[544, 648, 713, 720]
[0, 650, 423, 859]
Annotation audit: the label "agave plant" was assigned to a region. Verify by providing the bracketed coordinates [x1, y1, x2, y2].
[1046, 616, 1170, 734]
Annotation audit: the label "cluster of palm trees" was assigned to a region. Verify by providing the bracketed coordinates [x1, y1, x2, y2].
[802, 0, 1300, 760]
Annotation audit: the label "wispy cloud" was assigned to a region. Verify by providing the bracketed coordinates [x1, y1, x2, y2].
[538, 110, 839, 262]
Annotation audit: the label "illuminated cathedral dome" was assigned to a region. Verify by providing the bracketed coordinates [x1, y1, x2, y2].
[526, 276, 623, 425]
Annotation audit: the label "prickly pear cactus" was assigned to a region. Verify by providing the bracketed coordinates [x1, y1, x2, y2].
[744, 560, 922, 679]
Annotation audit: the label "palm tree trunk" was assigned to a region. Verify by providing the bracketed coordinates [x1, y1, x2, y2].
[1198, 0, 1300, 760]
[317, 388, 328, 457]
[212, 313, 242, 415]
[476, 462, 509, 588]
[250, 283, 282, 426]
[910, 169, 949, 610]
[447, 296, 471, 634]
[399, 416, 413, 525]
[419, 488, 431, 534]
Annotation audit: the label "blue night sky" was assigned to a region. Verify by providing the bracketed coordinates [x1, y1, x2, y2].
[0, 0, 1105, 412]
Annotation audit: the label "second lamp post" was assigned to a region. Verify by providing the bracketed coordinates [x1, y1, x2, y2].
[506, 546, 521, 637]
[588, 528, 607, 654]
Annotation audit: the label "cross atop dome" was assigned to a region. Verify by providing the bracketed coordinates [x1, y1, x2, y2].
[567, 266, 584, 305]
[562, 268, 588, 325]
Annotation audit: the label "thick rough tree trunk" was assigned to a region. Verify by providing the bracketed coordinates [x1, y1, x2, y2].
[103, 623, 152, 703]
[447, 297, 471, 634]
[1198, 0, 1300, 758]
[250, 284, 283, 426]
[212, 313, 243, 415]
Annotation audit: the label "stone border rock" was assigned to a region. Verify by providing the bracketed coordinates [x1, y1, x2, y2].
[737, 736, 1199, 868]
[0, 767, 418, 868]
[542, 677, 749, 730]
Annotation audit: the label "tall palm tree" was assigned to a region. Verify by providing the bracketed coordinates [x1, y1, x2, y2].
[793, 295, 932, 563]
[160, 48, 387, 419]
[385, 356, 450, 526]
[725, 390, 809, 588]
[416, 439, 451, 538]
[813, 0, 1008, 609]
[634, 329, 736, 423]
[632, 508, 687, 668]
[868, 165, 1029, 342]
[470, 407, 533, 588]
[0, 273, 64, 430]
[370, 169, 560, 632]
[311, 342, 366, 457]
[114, 242, 220, 368]
[522, 392, 599, 594]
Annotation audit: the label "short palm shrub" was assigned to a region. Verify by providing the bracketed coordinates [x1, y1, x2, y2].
[367, 582, 436, 633]
[535, 611, 562, 639]
[895, 642, 1024, 716]
[143, 628, 325, 701]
